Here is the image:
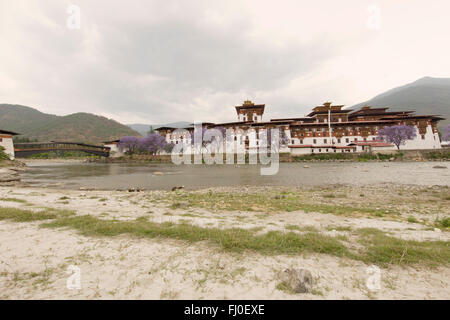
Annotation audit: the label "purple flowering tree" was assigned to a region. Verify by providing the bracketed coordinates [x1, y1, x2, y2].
[442, 124, 450, 141]
[118, 133, 168, 155]
[137, 133, 168, 154]
[118, 136, 140, 154]
[377, 125, 417, 149]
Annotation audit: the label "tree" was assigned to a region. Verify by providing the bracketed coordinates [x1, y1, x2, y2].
[164, 142, 175, 154]
[377, 125, 416, 149]
[137, 133, 167, 154]
[443, 124, 450, 141]
[118, 134, 167, 155]
[148, 126, 155, 135]
[118, 136, 140, 154]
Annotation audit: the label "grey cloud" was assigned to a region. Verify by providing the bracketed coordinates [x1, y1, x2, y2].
[0, 1, 342, 123]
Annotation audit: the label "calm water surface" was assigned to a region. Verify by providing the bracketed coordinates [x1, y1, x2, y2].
[21, 161, 450, 190]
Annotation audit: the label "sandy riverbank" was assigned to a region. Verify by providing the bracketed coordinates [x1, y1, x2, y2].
[0, 184, 448, 299]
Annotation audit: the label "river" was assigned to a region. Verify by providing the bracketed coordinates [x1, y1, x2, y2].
[20, 161, 449, 190]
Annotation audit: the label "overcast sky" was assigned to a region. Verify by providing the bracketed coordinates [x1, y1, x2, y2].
[0, 0, 449, 124]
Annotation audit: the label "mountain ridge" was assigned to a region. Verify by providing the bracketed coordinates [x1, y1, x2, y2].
[0, 104, 140, 144]
[351, 77, 449, 128]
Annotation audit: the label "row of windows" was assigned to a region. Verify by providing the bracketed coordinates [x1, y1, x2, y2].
[292, 137, 377, 144]
[311, 148, 353, 153]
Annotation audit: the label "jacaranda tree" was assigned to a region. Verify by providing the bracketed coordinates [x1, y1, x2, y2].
[137, 133, 168, 154]
[443, 124, 450, 141]
[377, 125, 416, 150]
[118, 133, 167, 155]
[118, 136, 140, 154]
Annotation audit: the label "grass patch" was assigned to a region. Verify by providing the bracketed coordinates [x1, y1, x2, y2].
[159, 191, 396, 216]
[325, 225, 352, 232]
[293, 153, 353, 161]
[276, 281, 295, 294]
[285, 225, 318, 232]
[407, 216, 419, 223]
[0, 207, 74, 222]
[42, 215, 350, 257]
[355, 228, 449, 267]
[0, 198, 28, 204]
[1, 206, 448, 267]
[435, 217, 450, 229]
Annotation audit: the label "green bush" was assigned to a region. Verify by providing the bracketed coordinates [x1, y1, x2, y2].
[425, 151, 450, 160]
[357, 153, 378, 161]
[26, 150, 99, 159]
[293, 153, 353, 161]
[0, 146, 10, 161]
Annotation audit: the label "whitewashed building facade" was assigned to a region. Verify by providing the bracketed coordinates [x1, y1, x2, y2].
[156, 101, 444, 154]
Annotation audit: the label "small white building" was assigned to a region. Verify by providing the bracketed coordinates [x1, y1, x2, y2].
[0, 130, 19, 160]
[103, 139, 124, 157]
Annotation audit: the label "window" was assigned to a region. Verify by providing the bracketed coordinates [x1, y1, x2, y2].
[421, 135, 425, 140]
[337, 139, 341, 143]
[345, 138, 349, 143]
[324, 139, 327, 144]
[372, 137, 376, 140]
[364, 138, 367, 141]
[318, 149, 321, 152]
[300, 139, 303, 144]
[291, 139, 295, 144]
[313, 139, 317, 144]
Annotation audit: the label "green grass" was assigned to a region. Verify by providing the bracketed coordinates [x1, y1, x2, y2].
[355, 228, 449, 267]
[159, 191, 396, 216]
[1, 206, 448, 267]
[407, 216, 419, 223]
[293, 153, 353, 161]
[0, 207, 74, 222]
[435, 217, 450, 229]
[292, 152, 404, 162]
[285, 225, 318, 232]
[0, 198, 28, 204]
[42, 215, 350, 257]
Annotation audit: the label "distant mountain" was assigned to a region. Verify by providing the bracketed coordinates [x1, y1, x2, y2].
[352, 77, 450, 128]
[128, 121, 191, 136]
[0, 104, 140, 144]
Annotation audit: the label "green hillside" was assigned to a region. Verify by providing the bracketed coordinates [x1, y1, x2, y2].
[0, 104, 140, 144]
